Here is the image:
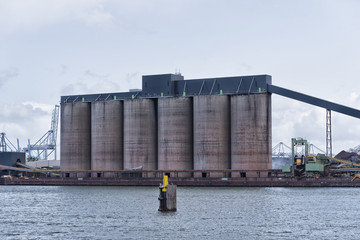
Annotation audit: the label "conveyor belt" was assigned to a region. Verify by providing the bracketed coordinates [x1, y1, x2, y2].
[16, 162, 38, 171]
[327, 156, 360, 167]
[0, 164, 40, 173]
[268, 85, 360, 119]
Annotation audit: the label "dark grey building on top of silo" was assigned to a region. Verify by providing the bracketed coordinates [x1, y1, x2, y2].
[60, 73, 272, 174]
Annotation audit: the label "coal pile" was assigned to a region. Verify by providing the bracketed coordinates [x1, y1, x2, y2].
[335, 150, 360, 164]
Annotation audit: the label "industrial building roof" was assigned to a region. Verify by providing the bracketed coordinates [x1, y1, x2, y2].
[60, 74, 272, 103]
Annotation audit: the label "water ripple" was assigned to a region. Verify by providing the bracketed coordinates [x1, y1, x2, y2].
[1, 186, 360, 239]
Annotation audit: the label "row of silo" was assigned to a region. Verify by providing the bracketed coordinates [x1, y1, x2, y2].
[60, 93, 271, 176]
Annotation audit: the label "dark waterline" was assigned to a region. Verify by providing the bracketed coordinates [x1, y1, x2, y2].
[0, 186, 359, 240]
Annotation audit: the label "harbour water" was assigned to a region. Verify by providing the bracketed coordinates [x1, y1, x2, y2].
[1, 186, 359, 239]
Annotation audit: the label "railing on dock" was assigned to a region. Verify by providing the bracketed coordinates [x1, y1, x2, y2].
[41, 169, 284, 179]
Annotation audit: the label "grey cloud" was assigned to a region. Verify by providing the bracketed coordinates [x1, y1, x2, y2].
[61, 69, 120, 95]
[78, 3, 115, 28]
[60, 84, 74, 95]
[60, 65, 69, 75]
[237, 63, 252, 73]
[0, 67, 19, 87]
[126, 72, 139, 83]
[61, 82, 89, 95]
[0, 103, 48, 125]
[61, 79, 120, 95]
[125, 72, 140, 88]
[0, 1, 116, 34]
[0, 103, 52, 148]
[84, 70, 108, 80]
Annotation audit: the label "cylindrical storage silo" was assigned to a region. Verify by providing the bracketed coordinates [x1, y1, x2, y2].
[124, 99, 157, 176]
[91, 101, 123, 178]
[193, 95, 230, 178]
[60, 102, 91, 177]
[231, 93, 272, 177]
[158, 97, 193, 178]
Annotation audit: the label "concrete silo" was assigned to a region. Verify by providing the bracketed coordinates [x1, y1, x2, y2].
[231, 93, 272, 176]
[193, 95, 231, 177]
[123, 99, 157, 174]
[60, 74, 273, 179]
[91, 101, 123, 177]
[60, 102, 91, 177]
[158, 97, 193, 177]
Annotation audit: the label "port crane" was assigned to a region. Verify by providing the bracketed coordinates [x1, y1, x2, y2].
[0, 132, 20, 152]
[23, 105, 59, 160]
[273, 141, 324, 158]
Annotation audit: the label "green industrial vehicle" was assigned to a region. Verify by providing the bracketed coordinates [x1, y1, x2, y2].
[282, 138, 360, 177]
[282, 138, 330, 177]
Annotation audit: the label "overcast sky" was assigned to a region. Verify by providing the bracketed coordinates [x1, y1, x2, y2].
[1, 0, 360, 158]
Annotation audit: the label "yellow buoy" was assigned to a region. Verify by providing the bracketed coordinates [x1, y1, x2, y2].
[162, 175, 168, 192]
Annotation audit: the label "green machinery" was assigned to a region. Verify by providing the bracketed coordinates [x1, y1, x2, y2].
[282, 138, 360, 177]
[282, 138, 335, 177]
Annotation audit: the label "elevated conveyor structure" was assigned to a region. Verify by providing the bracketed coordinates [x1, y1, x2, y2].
[0, 163, 60, 177]
[16, 162, 39, 171]
[326, 156, 360, 168]
[268, 84, 360, 157]
[268, 85, 360, 119]
[0, 164, 42, 173]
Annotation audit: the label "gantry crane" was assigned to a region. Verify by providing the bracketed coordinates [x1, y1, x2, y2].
[0, 132, 19, 152]
[24, 105, 59, 160]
